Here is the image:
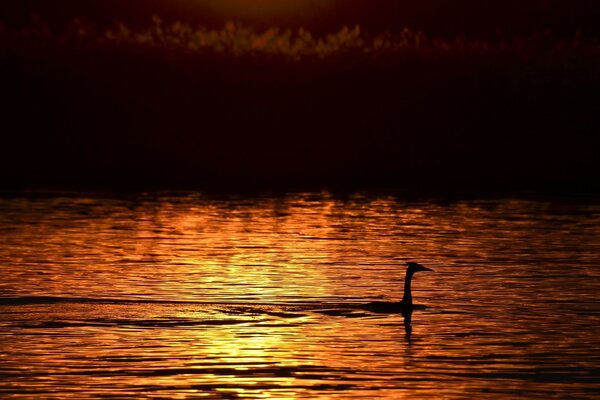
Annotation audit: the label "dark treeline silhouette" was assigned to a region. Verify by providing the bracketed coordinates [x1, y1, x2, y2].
[2, 0, 600, 38]
[1, 5, 599, 193]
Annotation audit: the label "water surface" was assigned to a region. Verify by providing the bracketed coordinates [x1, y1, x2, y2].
[1, 192, 599, 398]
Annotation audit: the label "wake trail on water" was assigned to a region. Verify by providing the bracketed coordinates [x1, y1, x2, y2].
[0, 295, 347, 308]
[0, 296, 427, 330]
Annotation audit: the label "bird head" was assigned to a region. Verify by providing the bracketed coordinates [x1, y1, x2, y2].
[407, 262, 433, 273]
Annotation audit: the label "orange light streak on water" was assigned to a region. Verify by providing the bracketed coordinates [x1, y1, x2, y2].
[1, 194, 599, 398]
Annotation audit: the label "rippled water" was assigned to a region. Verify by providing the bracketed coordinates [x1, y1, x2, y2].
[1, 192, 599, 398]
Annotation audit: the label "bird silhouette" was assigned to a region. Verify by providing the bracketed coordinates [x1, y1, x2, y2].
[361, 262, 433, 314]
[361, 262, 433, 340]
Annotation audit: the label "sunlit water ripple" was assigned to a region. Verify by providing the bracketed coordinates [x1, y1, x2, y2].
[1, 192, 599, 398]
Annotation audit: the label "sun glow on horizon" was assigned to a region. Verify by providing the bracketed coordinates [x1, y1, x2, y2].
[201, 0, 328, 19]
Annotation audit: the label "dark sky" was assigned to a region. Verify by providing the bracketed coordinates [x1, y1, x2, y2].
[2, 0, 600, 37]
[1, 0, 599, 191]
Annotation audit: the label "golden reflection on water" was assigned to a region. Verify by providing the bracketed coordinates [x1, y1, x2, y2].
[1, 193, 599, 398]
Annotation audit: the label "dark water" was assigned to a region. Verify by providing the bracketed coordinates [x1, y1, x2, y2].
[1, 192, 599, 398]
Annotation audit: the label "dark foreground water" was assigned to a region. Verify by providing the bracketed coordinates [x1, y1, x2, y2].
[1, 192, 599, 398]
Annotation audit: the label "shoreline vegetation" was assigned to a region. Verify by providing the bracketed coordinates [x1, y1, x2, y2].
[1, 17, 599, 193]
[3, 16, 600, 60]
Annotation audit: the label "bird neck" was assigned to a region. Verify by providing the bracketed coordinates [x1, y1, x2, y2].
[401, 270, 415, 306]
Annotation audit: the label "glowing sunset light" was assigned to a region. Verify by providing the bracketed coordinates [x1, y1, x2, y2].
[1, 0, 600, 397]
[200, 0, 328, 19]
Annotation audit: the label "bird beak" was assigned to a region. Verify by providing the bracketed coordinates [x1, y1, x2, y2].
[422, 266, 434, 272]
